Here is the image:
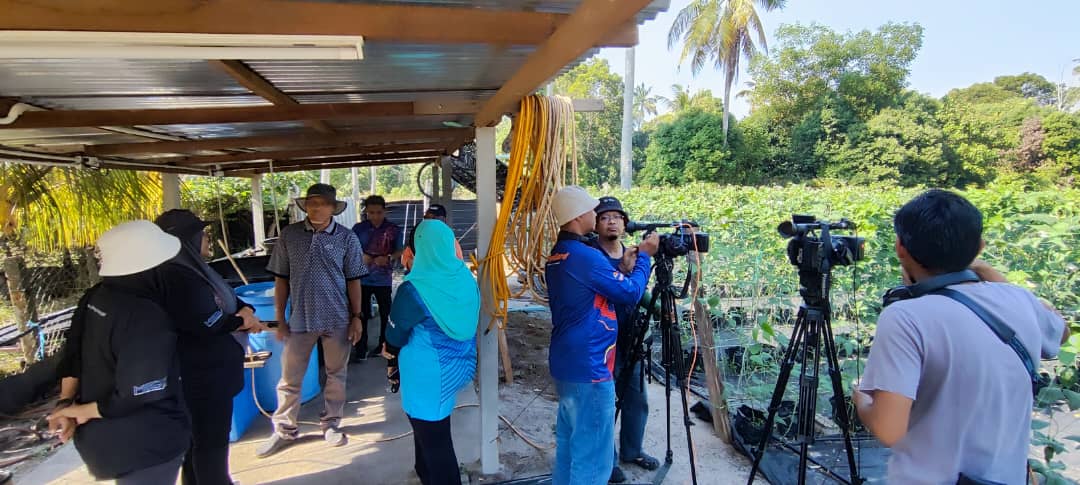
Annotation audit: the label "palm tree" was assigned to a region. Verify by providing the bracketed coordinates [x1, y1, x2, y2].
[1, 162, 159, 362]
[669, 0, 786, 144]
[633, 83, 660, 127]
[660, 83, 696, 113]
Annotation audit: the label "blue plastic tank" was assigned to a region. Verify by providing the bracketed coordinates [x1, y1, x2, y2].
[229, 282, 322, 442]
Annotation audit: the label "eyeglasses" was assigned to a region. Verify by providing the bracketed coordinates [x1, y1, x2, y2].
[598, 214, 624, 223]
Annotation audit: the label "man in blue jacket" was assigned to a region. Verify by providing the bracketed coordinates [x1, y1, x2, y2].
[546, 186, 658, 485]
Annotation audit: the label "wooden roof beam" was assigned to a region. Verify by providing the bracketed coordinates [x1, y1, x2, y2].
[83, 128, 471, 156]
[474, 0, 653, 126]
[169, 142, 447, 167]
[0, 101, 481, 130]
[0, 0, 639, 47]
[209, 60, 334, 134]
[225, 154, 437, 175]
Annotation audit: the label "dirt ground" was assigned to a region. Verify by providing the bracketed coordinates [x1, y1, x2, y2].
[496, 309, 754, 484]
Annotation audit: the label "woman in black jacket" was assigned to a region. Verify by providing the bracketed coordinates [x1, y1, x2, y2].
[49, 220, 191, 484]
[154, 209, 265, 485]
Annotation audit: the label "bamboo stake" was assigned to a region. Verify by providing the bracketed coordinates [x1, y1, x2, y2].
[218, 239, 249, 286]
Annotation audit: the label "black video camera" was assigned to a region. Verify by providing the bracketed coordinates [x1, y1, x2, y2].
[627, 220, 709, 258]
[777, 215, 864, 273]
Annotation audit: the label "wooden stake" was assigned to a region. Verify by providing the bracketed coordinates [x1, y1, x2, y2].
[498, 324, 514, 384]
[690, 253, 732, 443]
[218, 239, 250, 286]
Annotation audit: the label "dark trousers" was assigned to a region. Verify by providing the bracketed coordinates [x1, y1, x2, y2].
[408, 415, 461, 485]
[117, 455, 184, 485]
[181, 390, 234, 485]
[357, 285, 392, 353]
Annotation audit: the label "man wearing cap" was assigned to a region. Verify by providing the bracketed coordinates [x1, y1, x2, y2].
[401, 204, 463, 272]
[259, 183, 367, 458]
[546, 186, 658, 485]
[592, 196, 660, 483]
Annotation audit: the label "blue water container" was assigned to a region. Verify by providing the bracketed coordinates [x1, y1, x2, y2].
[229, 282, 322, 442]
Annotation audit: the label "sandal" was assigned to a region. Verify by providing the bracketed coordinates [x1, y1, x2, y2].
[387, 366, 400, 393]
[623, 454, 660, 471]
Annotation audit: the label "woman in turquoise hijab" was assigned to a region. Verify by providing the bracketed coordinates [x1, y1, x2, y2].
[385, 219, 479, 485]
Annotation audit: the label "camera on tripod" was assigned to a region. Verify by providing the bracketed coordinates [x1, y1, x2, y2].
[627, 220, 710, 258]
[778, 215, 865, 273]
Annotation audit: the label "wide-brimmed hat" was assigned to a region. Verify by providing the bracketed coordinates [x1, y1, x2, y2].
[553, 186, 600, 226]
[97, 220, 181, 276]
[295, 183, 347, 216]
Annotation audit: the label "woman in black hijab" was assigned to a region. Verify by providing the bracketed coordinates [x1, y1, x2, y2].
[49, 221, 191, 484]
[154, 209, 265, 485]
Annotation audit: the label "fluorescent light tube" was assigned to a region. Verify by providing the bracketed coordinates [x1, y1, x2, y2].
[0, 31, 364, 60]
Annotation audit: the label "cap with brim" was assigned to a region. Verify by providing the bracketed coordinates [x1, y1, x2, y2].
[98, 220, 181, 276]
[154, 209, 211, 239]
[594, 196, 628, 220]
[425, 204, 448, 218]
[295, 183, 347, 216]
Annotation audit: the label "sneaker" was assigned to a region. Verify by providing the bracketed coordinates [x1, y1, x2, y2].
[324, 426, 347, 447]
[255, 434, 293, 458]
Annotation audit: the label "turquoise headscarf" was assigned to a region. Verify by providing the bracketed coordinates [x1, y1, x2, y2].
[403, 220, 480, 341]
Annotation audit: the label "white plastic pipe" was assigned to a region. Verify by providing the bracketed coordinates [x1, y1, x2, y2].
[0, 103, 42, 125]
[0, 45, 361, 60]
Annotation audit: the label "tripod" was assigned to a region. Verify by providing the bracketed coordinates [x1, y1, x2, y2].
[747, 268, 862, 485]
[615, 253, 698, 485]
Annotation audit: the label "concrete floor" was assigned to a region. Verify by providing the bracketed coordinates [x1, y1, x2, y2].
[19, 357, 481, 485]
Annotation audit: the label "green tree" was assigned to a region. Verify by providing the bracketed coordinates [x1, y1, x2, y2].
[747, 22, 924, 127]
[994, 73, 1058, 106]
[1, 163, 159, 362]
[668, 0, 786, 144]
[939, 87, 1042, 184]
[1042, 110, 1080, 173]
[659, 84, 723, 114]
[552, 58, 624, 186]
[639, 108, 756, 185]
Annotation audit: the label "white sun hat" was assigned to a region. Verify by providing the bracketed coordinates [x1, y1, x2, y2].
[97, 220, 181, 277]
[552, 185, 600, 226]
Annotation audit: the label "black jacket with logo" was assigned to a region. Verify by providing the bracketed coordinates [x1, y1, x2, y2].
[68, 285, 190, 479]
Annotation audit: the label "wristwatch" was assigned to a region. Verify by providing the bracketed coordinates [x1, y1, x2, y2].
[351, 313, 364, 320]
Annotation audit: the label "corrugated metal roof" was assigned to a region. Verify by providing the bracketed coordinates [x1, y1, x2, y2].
[0, 0, 669, 173]
[0, 59, 249, 99]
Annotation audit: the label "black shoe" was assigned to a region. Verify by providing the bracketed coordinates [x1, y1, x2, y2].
[609, 466, 627, 483]
[255, 434, 294, 458]
[623, 453, 660, 471]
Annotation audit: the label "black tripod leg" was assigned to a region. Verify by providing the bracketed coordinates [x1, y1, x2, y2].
[672, 341, 699, 485]
[746, 310, 808, 485]
[796, 316, 824, 485]
[822, 323, 863, 485]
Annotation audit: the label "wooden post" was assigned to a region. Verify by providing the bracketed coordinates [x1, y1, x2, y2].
[691, 253, 732, 443]
[475, 126, 500, 474]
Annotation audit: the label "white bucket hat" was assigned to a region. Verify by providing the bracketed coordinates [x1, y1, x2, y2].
[97, 220, 181, 277]
[552, 186, 600, 226]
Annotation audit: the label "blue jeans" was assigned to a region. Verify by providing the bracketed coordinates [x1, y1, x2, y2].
[614, 358, 649, 464]
[554, 379, 615, 485]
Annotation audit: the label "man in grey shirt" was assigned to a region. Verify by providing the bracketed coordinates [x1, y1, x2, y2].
[258, 183, 367, 458]
[855, 189, 1068, 484]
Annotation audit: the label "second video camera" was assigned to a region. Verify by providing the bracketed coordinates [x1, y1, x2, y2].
[627, 220, 710, 258]
[778, 214, 864, 273]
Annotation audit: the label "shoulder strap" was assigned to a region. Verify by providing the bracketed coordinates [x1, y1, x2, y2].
[934, 287, 1039, 396]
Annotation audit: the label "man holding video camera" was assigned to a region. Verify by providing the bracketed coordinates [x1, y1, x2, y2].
[854, 189, 1068, 484]
[546, 186, 658, 485]
[592, 196, 660, 483]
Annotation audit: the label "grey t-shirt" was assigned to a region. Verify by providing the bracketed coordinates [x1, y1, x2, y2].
[860, 281, 1064, 485]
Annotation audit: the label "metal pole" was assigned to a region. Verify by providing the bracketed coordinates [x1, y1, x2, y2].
[250, 175, 266, 250]
[442, 155, 455, 227]
[475, 126, 499, 474]
[620, 47, 635, 190]
[161, 173, 181, 211]
[350, 167, 360, 220]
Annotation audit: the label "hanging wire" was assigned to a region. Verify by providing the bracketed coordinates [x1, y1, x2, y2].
[266, 160, 282, 240]
[212, 167, 231, 255]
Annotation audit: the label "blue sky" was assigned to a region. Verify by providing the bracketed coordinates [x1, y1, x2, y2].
[598, 0, 1080, 118]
